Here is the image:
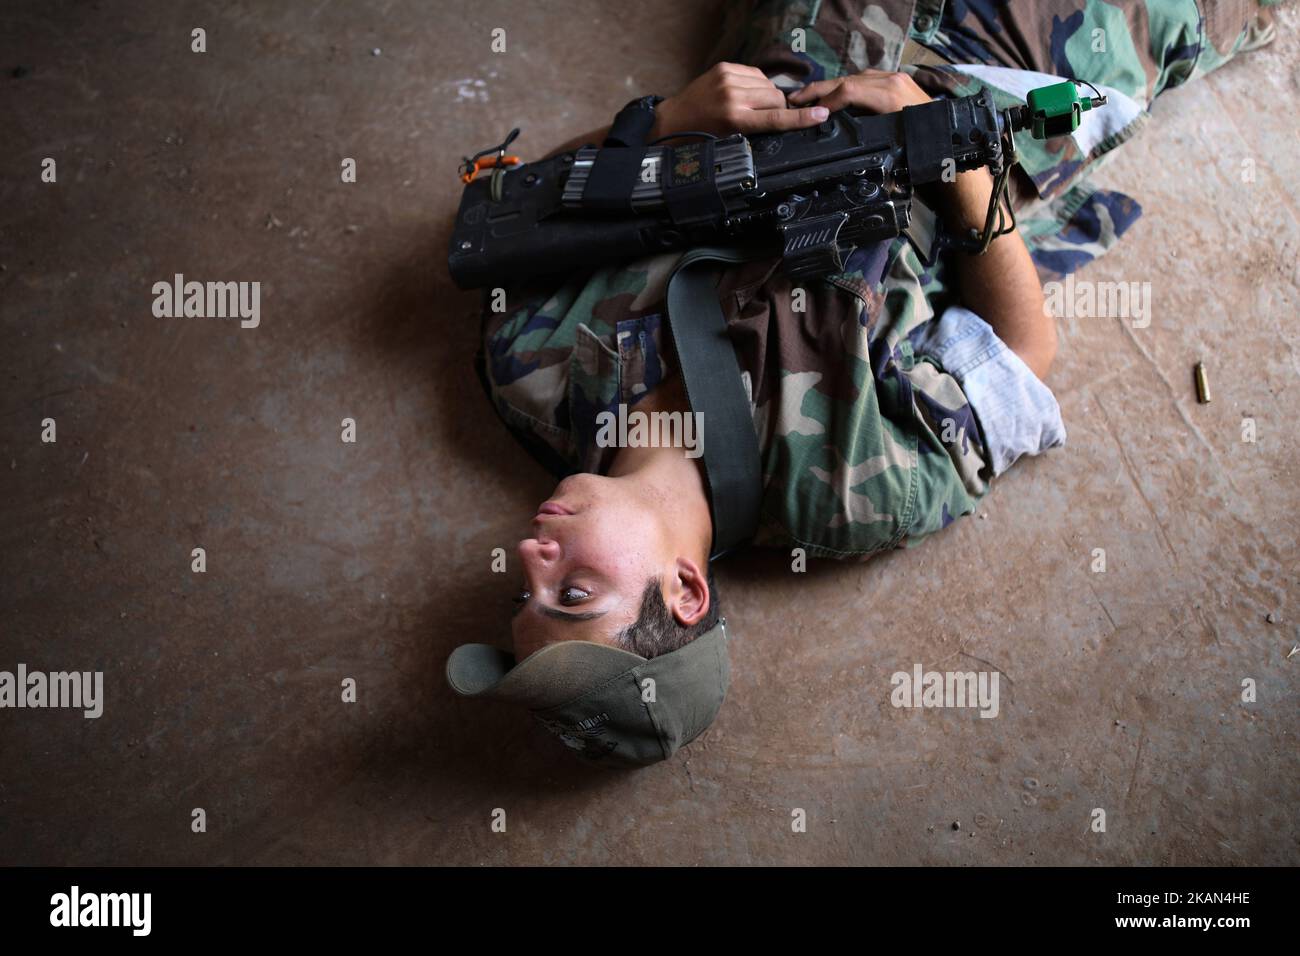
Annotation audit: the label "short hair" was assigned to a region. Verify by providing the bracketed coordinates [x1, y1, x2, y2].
[615, 570, 720, 659]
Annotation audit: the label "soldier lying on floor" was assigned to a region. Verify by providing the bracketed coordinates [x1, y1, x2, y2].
[446, 0, 1279, 766]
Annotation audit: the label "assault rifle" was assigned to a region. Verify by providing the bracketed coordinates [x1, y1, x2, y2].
[448, 80, 1105, 289]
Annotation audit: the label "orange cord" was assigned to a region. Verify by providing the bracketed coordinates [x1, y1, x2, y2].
[460, 155, 521, 184]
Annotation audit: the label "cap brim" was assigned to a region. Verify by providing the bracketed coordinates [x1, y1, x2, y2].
[446, 640, 646, 710]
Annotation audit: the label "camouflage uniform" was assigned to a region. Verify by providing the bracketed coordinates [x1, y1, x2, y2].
[477, 0, 1275, 560]
[726, 0, 1277, 279]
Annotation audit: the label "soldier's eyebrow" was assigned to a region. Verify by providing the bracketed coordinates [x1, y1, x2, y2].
[539, 606, 608, 623]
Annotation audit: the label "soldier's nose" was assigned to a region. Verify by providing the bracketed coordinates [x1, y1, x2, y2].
[517, 537, 560, 567]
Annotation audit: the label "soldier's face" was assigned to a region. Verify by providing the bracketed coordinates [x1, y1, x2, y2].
[510, 473, 671, 661]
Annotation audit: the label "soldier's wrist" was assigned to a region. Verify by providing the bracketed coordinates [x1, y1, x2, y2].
[938, 169, 997, 232]
[648, 95, 679, 141]
[607, 94, 666, 147]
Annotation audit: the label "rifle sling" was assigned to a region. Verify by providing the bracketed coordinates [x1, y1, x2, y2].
[665, 247, 766, 560]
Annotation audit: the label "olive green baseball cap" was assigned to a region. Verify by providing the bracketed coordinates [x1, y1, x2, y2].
[445, 619, 731, 767]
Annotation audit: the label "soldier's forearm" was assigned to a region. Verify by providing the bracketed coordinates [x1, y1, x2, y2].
[941, 169, 1056, 380]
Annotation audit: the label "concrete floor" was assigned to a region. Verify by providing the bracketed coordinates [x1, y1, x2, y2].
[1, 0, 1296, 866]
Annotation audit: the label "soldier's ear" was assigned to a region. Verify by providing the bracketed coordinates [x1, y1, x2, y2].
[669, 557, 710, 627]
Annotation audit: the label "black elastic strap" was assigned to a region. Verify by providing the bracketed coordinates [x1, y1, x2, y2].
[901, 98, 954, 185]
[582, 147, 646, 213]
[604, 98, 660, 148]
[581, 96, 661, 211]
[665, 247, 766, 559]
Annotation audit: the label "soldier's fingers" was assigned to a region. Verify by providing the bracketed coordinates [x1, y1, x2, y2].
[715, 62, 770, 80]
[786, 78, 843, 104]
[732, 105, 828, 133]
[807, 82, 862, 112]
[824, 73, 929, 113]
[732, 85, 789, 111]
[726, 76, 785, 91]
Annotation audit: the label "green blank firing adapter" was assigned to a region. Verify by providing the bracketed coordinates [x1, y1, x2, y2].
[1009, 80, 1108, 139]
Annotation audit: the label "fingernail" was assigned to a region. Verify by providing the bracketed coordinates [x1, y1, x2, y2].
[811, 106, 829, 120]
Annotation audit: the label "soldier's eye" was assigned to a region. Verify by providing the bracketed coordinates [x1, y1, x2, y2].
[511, 588, 531, 615]
[559, 586, 590, 605]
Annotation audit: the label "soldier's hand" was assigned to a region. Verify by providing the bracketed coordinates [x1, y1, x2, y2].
[653, 62, 829, 138]
[787, 69, 931, 114]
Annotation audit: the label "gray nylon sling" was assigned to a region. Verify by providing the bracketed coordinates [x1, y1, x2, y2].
[664, 246, 766, 560]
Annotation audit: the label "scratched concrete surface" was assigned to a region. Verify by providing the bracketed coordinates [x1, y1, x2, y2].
[1, 0, 1296, 865]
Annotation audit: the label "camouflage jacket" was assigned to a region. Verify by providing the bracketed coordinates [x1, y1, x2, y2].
[481, 234, 1029, 559]
[476, 0, 1271, 560]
